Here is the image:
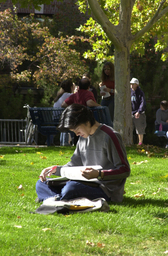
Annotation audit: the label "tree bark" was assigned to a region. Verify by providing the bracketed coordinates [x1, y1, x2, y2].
[114, 46, 133, 145]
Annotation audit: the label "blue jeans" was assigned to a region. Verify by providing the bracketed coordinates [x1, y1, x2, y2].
[60, 132, 74, 146]
[101, 95, 114, 122]
[36, 179, 110, 201]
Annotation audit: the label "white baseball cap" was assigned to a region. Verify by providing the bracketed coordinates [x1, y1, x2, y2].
[130, 78, 139, 85]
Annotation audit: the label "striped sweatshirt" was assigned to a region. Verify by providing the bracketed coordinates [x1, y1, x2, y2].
[56, 124, 130, 202]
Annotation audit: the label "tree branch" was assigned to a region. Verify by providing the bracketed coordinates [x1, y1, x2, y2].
[131, 0, 167, 42]
[87, 0, 121, 49]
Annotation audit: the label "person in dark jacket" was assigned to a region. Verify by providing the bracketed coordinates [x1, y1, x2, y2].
[130, 78, 146, 145]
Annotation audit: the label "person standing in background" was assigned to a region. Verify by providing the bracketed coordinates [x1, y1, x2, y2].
[130, 78, 146, 146]
[99, 62, 115, 123]
[53, 79, 75, 146]
[155, 100, 168, 131]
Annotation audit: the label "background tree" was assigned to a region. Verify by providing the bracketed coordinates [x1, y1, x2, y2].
[0, 9, 87, 112]
[76, 0, 168, 145]
[1, 0, 168, 145]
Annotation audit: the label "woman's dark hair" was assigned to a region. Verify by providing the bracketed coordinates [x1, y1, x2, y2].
[58, 104, 96, 131]
[160, 100, 168, 110]
[101, 61, 114, 82]
[54, 79, 73, 102]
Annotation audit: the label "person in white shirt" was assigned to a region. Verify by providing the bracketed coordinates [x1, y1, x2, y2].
[53, 79, 75, 146]
[53, 79, 75, 108]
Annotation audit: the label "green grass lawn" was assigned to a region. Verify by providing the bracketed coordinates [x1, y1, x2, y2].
[0, 145, 168, 256]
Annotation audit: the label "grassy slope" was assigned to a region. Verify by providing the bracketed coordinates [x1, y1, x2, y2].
[0, 145, 167, 256]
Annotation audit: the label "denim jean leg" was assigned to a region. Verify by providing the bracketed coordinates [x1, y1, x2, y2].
[60, 132, 70, 146]
[36, 179, 62, 201]
[60, 180, 110, 201]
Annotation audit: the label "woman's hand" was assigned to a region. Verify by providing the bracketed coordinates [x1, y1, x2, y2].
[135, 112, 140, 119]
[39, 166, 57, 182]
[100, 91, 106, 96]
[81, 168, 99, 179]
[103, 87, 111, 93]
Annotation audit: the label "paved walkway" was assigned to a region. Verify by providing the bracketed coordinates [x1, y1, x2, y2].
[0, 144, 48, 148]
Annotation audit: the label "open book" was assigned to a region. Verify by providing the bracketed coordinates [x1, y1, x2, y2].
[48, 165, 102, 183]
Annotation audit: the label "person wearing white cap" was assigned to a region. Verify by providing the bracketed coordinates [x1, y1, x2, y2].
[130, 78, 146, 145]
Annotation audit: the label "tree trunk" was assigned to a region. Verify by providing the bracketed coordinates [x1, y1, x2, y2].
[114, 46, 133, 145]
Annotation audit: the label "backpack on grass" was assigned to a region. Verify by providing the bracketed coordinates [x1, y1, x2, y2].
[35, 197, 110, 215]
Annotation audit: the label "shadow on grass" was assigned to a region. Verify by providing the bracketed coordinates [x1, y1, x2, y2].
[110, 196, 168, 208]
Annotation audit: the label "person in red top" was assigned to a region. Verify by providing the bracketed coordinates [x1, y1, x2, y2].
[62, 78, 100, 108]
[99, 61, 115, 123]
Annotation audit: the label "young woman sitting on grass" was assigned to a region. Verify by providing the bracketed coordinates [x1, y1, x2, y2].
[36, 104, 130, 203]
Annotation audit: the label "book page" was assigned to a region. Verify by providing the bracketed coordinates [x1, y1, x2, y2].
[60, 165, 102, 181]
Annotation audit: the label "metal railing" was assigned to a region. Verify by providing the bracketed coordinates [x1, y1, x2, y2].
[0, 119, 27, 144]
[0, 104, 38, 145]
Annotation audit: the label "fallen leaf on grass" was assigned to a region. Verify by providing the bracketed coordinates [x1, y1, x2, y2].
[40, 156, 47, 159]
[17, 184, 23, 190]
[152, 188, 160, 195]
[14, 225, 22, 228]
[42, 228, 52, 232]
[143, 246, 148, 249]
[146, 151, 154, 157]
[160, 174, 168, 179]
[17, 216, 21, 219]
[19, 193, 24, 197]
[86, 240, 95, 247]
[97, 242, 105, 248]
[155, 217, 164, 221]
[132, 160, 148, 165]
[86, 241, 105, 248]
[130, 180, 141, 184]
[0, 155, 4, 158]
[36, 152, 43, 154]
[59, 151, 64, 156]
[30, 162, 34, 165]
[134, 193, 145, 198]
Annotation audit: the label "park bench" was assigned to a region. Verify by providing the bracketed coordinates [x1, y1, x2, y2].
[29, 106, 113, 146]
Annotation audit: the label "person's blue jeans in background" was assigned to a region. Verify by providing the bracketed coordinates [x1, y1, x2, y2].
[101, 95, 114, 123]
[60, 132, 74, 146]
